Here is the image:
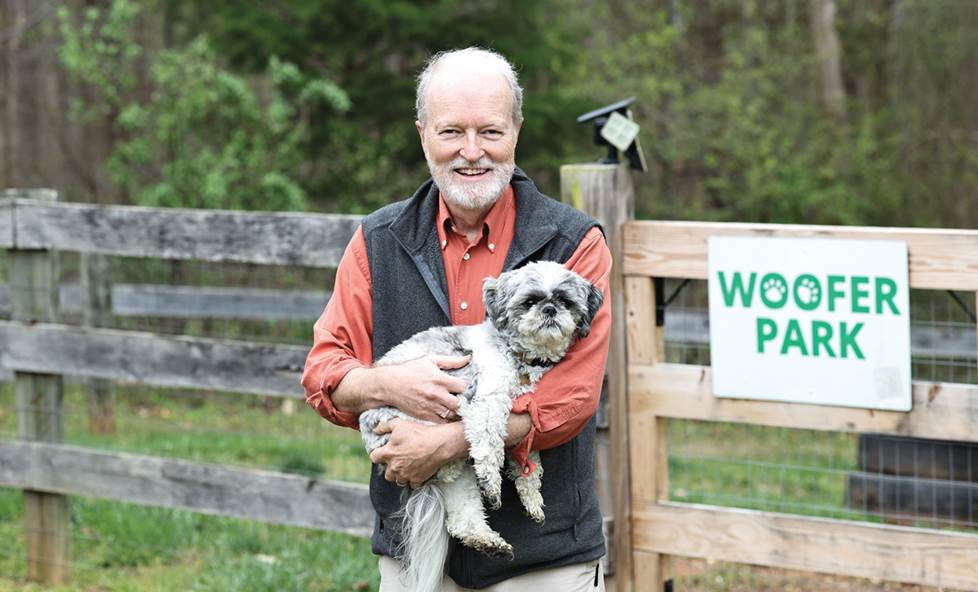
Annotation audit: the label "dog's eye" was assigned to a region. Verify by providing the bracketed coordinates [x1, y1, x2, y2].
[523, 297, 539, 308]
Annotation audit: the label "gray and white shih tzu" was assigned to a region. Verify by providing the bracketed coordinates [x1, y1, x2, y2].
[359, 260, 603, 592]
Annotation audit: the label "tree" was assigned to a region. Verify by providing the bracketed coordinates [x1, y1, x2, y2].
[162, 0, 594, 212]
[58, 0, 350, 210]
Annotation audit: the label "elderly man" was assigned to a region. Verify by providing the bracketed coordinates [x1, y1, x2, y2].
[302, 47, 611, 591]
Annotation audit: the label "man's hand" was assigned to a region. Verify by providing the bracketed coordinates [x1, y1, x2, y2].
[381, 355, 470, 422]
[331, 354, 470, 421]
[369, 418, 468, 488]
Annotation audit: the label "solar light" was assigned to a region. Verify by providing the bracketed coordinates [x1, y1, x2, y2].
[576, 98, 648, 172]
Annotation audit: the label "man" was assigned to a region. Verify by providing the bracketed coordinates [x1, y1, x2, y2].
[302, 47, 611, 591]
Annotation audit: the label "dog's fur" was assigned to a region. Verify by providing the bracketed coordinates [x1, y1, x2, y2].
[359, 260, 603, 592]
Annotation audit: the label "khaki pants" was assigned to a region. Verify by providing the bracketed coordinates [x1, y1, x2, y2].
[378, 555, 605, 592]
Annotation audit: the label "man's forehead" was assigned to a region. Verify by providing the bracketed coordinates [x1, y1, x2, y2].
[424, 70, 513, 113]
[428, 67, 509, 95]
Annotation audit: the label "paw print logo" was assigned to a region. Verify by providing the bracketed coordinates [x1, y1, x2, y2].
[759, 274, 788, 309]
[794, 274, 821, 311]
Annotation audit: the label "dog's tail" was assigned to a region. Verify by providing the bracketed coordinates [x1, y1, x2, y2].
[399, 483, 449, 592]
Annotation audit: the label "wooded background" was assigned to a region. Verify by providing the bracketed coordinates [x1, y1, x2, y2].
[3, 0, 977, 227]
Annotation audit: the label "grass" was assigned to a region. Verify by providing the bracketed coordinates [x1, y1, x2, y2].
[0, 383, 379, 591]
[0, 493, 378, 591]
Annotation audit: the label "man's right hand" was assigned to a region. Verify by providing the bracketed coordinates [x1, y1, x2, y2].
[330, 353, 470, 422]
[377, 354, 470, 422]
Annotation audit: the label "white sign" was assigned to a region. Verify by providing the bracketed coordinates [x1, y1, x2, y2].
[707, 236, 911, 411]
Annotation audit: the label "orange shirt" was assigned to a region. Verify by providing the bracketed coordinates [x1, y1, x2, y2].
[301, 185, 612, 473]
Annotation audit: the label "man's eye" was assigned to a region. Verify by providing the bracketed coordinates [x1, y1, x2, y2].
[440, 129, 460, 136]
[482, 130, 502, 137]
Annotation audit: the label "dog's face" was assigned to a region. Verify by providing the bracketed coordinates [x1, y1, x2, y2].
[482, 261, 603, 360]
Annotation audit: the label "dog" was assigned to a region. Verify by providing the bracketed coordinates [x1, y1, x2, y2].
[358, 260, 603, 592]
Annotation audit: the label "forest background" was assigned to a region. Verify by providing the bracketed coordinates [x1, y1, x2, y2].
[3, 0, 978, 228]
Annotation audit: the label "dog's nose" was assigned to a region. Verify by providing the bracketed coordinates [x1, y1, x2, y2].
[542, 304, 557, 316]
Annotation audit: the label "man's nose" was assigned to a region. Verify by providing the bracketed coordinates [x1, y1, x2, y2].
[459, 131, 484, 162]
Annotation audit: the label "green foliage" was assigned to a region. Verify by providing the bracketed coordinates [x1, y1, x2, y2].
[163, 0, 593, 212]
[58, 0, 349, 211]
[581, 0, 978, 227]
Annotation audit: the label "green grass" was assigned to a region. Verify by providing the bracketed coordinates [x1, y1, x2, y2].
[0, 493, 378, 591]
[0, 383, 378, 591]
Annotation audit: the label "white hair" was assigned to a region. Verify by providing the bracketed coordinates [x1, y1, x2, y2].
[415, 47, 524, 127]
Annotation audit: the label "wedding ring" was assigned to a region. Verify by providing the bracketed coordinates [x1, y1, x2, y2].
[440, 408, 451, 419]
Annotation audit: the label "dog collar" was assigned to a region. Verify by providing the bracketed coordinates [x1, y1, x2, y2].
[516, 351, 552, 367]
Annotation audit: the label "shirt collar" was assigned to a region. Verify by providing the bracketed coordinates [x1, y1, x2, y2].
[436, 184, 515, 252]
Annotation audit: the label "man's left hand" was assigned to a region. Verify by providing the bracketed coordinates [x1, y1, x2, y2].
[369, 418, 467, 488]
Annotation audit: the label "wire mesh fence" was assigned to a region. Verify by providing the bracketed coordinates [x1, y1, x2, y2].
[658, 278, 978, 591]
[665, 557, 957, 592]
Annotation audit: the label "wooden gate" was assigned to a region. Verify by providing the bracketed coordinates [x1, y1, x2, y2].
[621, 221, 978, 590]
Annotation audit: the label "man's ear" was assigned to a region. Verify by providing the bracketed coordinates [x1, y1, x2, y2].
[415, 120, 426, 151]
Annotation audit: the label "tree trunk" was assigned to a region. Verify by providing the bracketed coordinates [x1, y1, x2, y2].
[808, 0, 847, 121]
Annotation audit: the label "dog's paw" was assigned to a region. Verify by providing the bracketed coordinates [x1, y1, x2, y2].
[472, 535, 513, 560]
[477, 472, 503, 509]
[491, 542, 514, 560]
[486, 492, 502, 511]
[525, 504, 545, 524]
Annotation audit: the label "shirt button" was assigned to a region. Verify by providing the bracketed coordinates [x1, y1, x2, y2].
[460, 301, 469, 311]
[462, 252, 470, 261]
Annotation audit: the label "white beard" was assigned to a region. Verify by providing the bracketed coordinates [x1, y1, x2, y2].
[426, 155, 515, 210]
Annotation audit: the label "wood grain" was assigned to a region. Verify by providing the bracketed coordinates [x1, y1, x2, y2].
[8, 189, 69, 585]
[0, 441, 373, 537]
[629, 363, 978, 442]
[633, 501, 978, 590]
[0, 321, 307, 398]
[9, 198, 361, 267]
[623, 220, 978, 289]
[623, 275, 670, 591]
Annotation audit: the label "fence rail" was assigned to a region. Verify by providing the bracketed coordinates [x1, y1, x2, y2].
[630, 363, 978, 440]
[0, 197, 361, 266]
[633, 501, 978, 590]
[0, 440, 372, 537]
[624, 220, 978, 290]
[0, 321, 306, 397]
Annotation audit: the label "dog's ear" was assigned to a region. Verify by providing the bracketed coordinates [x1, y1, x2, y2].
[482, 276, 507, 329]
[576, 282, 605, 338]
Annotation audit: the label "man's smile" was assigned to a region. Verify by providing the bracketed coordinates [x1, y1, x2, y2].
[454, 167, 491, 178]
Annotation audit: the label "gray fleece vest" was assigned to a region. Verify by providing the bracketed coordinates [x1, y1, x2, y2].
[361, 168, 606, 588]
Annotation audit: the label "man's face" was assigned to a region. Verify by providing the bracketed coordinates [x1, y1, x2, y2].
[416, 71, 520, 210]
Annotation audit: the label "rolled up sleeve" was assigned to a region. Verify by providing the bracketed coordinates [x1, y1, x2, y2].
[301, 226, 373, 430]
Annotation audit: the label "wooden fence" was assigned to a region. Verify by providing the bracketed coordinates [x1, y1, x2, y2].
[622, 220, 978, 591]
[0, 190, 371, 584]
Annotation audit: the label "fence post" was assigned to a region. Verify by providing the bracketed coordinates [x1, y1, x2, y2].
[624, 275, 669, 590]
[8, 189, 70, 584]
[81, 253, 115, 433]
[560, 164, 634, 591]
